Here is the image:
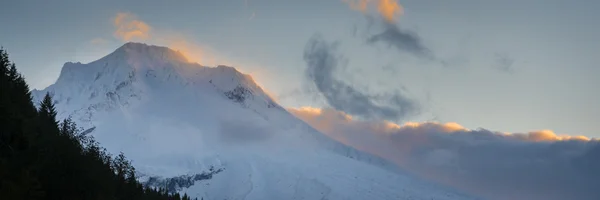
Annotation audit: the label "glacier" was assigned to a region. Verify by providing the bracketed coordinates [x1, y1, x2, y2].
[31, 42, 476, 200]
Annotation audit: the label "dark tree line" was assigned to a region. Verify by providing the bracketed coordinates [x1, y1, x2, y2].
[0, 48, 195, 200]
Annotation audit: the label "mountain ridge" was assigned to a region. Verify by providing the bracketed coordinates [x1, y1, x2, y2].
[32, 42, 278, 127]
[31, 42, 476, 200]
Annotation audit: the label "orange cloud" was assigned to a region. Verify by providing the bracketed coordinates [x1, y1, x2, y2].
[156, 33, 226, 66]
[289, 106, 593, 142]
[257, 80, 279, 102]
[515, 130, 591, 142]
[288, 107, 352, 134]
[289, 107, 357, 124]
[160, 34, 281, 105]
[288, 106, 599, 199]
[343, 0, 404, 23]
[166, 37, 202, 63]
[159, 33, 243, 68]
[377, 0, 403, 22]
[113, 12, 151, 41]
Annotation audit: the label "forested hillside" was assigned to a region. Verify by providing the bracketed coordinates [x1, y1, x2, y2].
[0, 48, 194, 200]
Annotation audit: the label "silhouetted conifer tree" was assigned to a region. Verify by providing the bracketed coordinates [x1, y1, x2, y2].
[0, 47, 192, 200]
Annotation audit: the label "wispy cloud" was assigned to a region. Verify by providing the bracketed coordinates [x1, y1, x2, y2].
[108, 12, 229, 67]
[493, 52, 515, 73]
[303, 35, 419, 121]
[289, 107, 600, 200]
[113, 12, 151, 42]
[367, 22, 434, 60]
[343, 0, 435, 61]
[164, 36, 206, 64]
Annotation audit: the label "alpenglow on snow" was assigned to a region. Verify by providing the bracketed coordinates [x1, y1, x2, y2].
[32, 42, 476, 200]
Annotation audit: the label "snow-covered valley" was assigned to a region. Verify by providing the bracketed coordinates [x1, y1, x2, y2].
[31, 42, 475, 200]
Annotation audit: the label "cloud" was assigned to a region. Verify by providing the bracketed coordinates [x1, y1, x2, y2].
[108, 12, 234, 68]
[367, 22, 434, 60]
[113, 12, 151, 41]
[343, 0, 435, 61]
[165, 36, 205, 64]
[493, 52, 515, 73]
[289, 107, 600, 200]
[303, 35, 419, 121]
[343, 0, 404, 23]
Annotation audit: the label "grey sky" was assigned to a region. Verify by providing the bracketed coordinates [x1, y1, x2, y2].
[1, 0, 599, 138]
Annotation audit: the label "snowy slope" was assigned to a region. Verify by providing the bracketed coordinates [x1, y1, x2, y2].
[32, 42, 476, 200]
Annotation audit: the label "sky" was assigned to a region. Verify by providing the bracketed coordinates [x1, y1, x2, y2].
[2, 1, 600, 199]
[1, 1, 599, 137]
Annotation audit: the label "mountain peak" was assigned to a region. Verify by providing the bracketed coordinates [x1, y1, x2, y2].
[52, 43, 190, 86]
[118, 42, 168, 53]
[112, 42, 189, 64]
[35, 42, 281, 125]
[122, 41, 148, 47]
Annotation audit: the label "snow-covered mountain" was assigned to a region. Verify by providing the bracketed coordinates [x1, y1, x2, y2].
[32, 42, 475, 200]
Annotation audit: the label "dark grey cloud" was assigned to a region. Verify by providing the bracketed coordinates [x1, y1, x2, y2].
[291, 108, 600, 200]
[367, 22, 435, 60]
[392, 129, 599, 200]
[359, 16, 474, 69]
[493, 53, 515, 73]
[303, 35, 419, 121]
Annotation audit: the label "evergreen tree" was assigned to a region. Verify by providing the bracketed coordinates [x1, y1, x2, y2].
[38, 93, 58, 128]
[0, 47, 45, 200]
[0, 47, 193, 200]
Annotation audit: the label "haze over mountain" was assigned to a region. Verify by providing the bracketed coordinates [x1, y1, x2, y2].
[31, 42, 475, 200]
